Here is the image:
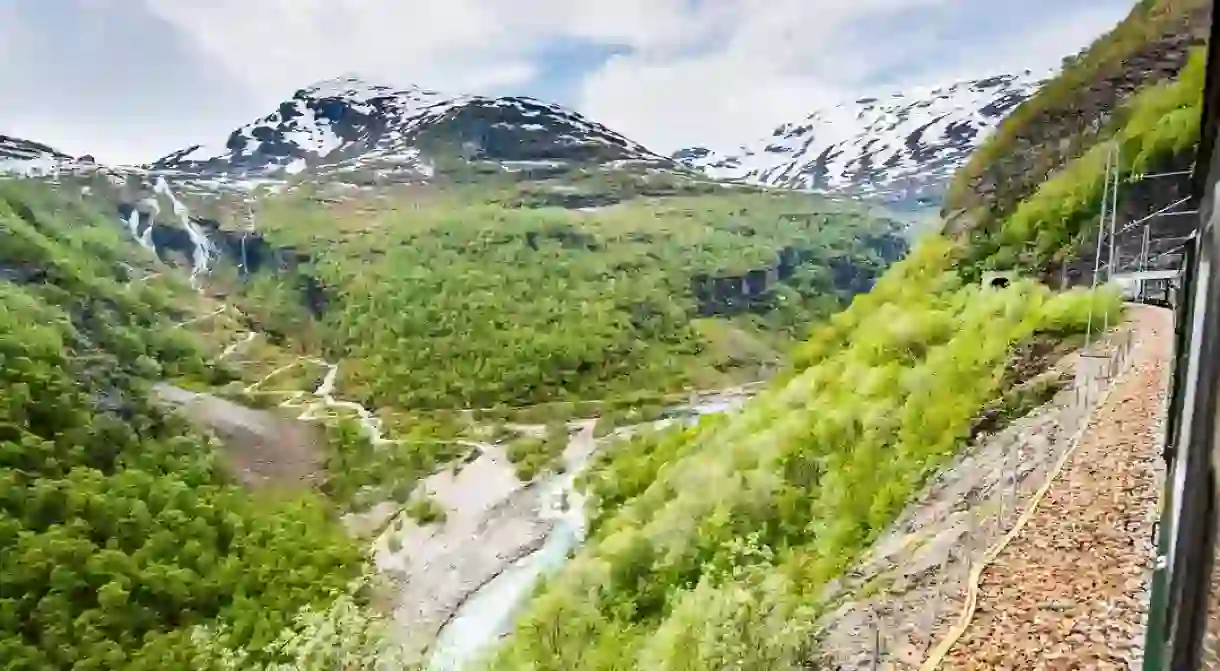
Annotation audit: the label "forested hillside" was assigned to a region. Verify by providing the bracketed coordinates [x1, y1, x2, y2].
[942, 0, 1210, 239]
[0, 157, 911, 667]
[235, 179, 907, 412]
[961, 44, 1205, 275]
[485, 237, 1117, 670]
[0, 180, 367, 669]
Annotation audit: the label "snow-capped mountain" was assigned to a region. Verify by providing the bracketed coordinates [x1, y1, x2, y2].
[0, 134, 79, 176]
[154, 75, 674, 181]
[0, 134, 71, 162]
[674, 72, 1046, 210]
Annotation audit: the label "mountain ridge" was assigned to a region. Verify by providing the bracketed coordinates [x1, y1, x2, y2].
[3, 70, 1051, 215]
[672, 71, 1047, 211]
[151, 74, 676, 183]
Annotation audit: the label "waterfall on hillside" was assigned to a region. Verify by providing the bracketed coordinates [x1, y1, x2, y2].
[124, 208, 157, 252]
[138, 197, 162, 253]
[139, 221, 156, 250]
[154, 175, 215, 288]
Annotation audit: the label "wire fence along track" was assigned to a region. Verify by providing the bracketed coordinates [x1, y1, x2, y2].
[918, 145, 1176, 668]
[919, 329, 1139, 670]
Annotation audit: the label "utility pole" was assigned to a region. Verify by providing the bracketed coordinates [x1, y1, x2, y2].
[1103, 144, 1121, 335]
[1087, 145, 1113, 349]
[1139, 224, 1151, 302]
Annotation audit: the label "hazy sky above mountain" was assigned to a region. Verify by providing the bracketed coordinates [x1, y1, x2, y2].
[1, 0, 1134, 164]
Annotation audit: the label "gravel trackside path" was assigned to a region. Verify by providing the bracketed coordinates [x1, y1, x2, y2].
[940, 304, 1171, 670]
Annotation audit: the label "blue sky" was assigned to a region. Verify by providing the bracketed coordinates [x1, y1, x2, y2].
[0, 0, 1135, 164]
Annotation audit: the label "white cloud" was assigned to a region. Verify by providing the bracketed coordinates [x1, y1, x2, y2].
[142, 0, 708, 109]
[0, 0, 1136, 163]
[576, 0, 1136, 154]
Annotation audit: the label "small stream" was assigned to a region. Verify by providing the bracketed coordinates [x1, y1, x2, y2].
[427, 451, 589, 671]
[426, 397, 749, 671]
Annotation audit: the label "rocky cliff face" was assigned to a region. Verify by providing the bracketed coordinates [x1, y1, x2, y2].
[942, 0, 1211, 237]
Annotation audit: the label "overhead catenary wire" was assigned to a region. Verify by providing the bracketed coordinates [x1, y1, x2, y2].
[1136, 168, 1195, 180]
[1116, 196, 1193, 237]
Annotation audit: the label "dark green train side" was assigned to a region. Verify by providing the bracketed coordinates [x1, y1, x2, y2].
[1142, 0, 1220, 665]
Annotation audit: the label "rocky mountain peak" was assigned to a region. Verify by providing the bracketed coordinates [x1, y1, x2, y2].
[151, 75, 674, 182]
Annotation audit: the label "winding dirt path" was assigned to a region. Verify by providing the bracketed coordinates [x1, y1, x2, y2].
[939, 304, 1170, 669]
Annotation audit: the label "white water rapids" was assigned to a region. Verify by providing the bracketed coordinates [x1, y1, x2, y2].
[425, 430, 594, 671]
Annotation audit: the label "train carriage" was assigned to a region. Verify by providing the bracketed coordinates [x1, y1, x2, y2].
[1142, 0, 1220, 665]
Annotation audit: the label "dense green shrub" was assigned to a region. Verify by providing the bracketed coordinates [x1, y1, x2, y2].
[320, 417, 464, 511]
[506, 423, 569, 481]
[405, 494, 447, 525]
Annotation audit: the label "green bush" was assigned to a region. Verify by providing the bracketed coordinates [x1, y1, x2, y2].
[405, 494, 447, 525]
[320, 418, 463, 510]
[506, 423, 570, 481]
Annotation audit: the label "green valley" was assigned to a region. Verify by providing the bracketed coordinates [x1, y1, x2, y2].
[235, 179, 908, 412]
[0, 0, 1209, 666]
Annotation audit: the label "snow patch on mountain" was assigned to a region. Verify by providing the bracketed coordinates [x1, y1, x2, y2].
[674, 71, 1047, 209]
[0, 134, 75, 177]
[155, 75, 673, 181]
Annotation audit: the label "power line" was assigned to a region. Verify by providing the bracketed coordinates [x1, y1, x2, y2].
[1115, 196, 1193, 237]
[1137, 168, 1195, 180]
